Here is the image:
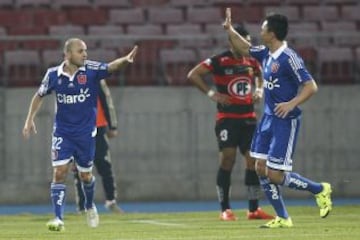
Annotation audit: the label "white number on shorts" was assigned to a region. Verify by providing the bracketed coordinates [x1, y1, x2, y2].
[52, 136, 63, 150]
[220, 129, 228, 141]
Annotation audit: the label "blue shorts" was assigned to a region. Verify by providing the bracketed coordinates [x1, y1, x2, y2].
[51, 131, 96, 172]
[250, 114, 300, 171]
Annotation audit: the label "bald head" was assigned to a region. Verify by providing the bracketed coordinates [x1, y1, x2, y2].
[63, 38, 86, 54]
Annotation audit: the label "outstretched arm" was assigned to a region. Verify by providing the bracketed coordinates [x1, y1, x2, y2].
[23, 93, 44, 139]
[223, 8, 251, 57]
[107, 45, 138, 74]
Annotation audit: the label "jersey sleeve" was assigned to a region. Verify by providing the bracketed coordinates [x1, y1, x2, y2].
[200, 57, 215, 72]
[286, 53, 313, 85]
[249, 45, 268, 63]
[37, 69, 55, 97]
[86, 60, 111, 81]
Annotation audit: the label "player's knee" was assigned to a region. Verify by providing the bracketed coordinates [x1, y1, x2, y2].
[255, 160, 266, 177]
[79, 172, 93, 183]
[267, 170, 284, 185]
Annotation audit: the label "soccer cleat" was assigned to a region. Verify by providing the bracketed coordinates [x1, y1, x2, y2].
[86, 205, 99, 228]
[315, 182, 333, 218]
[46, 218, 65, 232]
[260, 216, 293, 228]
[105, 200, 124, 214]
[219, 209, 237, 221]
[247, 208, 274, 220]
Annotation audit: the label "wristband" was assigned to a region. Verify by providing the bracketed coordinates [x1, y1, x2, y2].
[207, 90, 215, 97]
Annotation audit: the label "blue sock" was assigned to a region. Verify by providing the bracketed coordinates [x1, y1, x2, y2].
[282, 172, 322, 194]
[259, 176, 289, 219]
[50, 183, 66, 220]
[82, 176, 96, 210]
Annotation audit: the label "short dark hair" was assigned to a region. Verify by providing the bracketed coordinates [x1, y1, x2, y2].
[233, 24, 249, 38]
[265, 13, 288, 41]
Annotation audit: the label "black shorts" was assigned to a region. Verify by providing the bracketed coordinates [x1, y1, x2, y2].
[215, 118, 257, 154]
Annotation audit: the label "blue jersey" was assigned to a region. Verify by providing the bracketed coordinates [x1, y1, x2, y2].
[38, 60, 111, 137]
[249, 43, 313, 118]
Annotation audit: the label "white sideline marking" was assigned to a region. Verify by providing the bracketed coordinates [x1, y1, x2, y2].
[130, 219, 186, 227]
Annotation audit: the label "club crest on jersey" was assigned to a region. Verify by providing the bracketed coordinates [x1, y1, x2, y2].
[227, 77, 252, 99]
[77, 74, 87, 85]
[271, 62, 280, 73]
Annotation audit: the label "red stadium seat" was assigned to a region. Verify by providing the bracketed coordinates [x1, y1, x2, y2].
[296, 47, 317, 74]
[68, 9, 108, 26]
[4, 50, 42, 87]
[229, 6, 263, 23]
[169, 0, 208, 7]
[33, 9, 68, 27]
[0, 10, 33, 28]
[317, 47, 354, 84]
[160, 48, 197, 86]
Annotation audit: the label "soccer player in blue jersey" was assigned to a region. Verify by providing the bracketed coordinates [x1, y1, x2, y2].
[223, 8, 332, 228]
[22, 38, 137, 231]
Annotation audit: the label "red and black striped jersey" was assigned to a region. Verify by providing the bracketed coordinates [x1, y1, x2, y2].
[201, 50, 261, 120]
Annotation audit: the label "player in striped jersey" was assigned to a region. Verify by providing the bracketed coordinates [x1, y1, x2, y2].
[223, 8, 332, 228]
[188, 24, 273, 221]
[23, 38, 137, 231]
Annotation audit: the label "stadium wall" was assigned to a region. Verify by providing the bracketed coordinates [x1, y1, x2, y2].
[0, 86, 359, 204]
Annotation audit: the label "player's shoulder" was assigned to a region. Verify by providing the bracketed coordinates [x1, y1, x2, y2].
[44, 66, 59, 79]
[85, 60, 107, 70]
[283, 47, 302, 61]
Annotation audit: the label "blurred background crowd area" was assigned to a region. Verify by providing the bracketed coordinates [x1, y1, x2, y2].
[0, 0, 359, 87]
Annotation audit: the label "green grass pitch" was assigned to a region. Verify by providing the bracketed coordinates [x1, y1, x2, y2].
[0, 205, 359, 240]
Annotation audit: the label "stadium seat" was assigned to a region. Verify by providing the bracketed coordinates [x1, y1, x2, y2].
[148, 8, 184, 25]
[0, 10, 33, 28]
[15, 0, 51, 8]
[42, 49, 63, 68]
[321, 21, 356, 32]
[288, 22, 319, 47]
[127, 25, 163, 36]
[4, 50, 42, 87]
[159, 48, 197, 85]
[303, 6, 339, 21]
[296, 47, 317, 75]
[247, 0, 282, 4]
[109, 8, 145, 27]
[230, 6, 263, 23]
[0, 0, 13, 8]
[7, 26, 47, 36]
[0, 27, 6, 35]
[169, 0, 208, 7]
[333, 32, 360, 47]
[286, 0, 320, 5]
[317, 47, 354, 84]
[187, 7, 222, 24]
[68, 9, 108, 26]
[167, 24, 212, 48]
[131, 0, 169, 7]
[33, 9, 68, 27]
[87, 49, 117, 62]
[49, 25, 85, 37]
[53, 0, 91, 9]
[93, 0, 130, 8]
[341, 6, 360, 21]
[264, 6, 300, 21]
[124, 40, 175, 86]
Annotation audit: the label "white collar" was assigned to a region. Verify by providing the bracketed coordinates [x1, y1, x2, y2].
[270, 41, 287, 60]
[57, 61, 86, 77]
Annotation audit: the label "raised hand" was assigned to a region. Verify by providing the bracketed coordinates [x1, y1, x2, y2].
[223, 8, 232, 30]
[126, 45, 138, 63]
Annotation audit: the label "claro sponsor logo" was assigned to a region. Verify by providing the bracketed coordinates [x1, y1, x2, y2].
[57, 88, 90, 104]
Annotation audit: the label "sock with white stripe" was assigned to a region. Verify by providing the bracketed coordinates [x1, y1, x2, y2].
[50, 183, 66, 220]
[82, 176, 96, 210]
[282, 172, 322, 194]
[259, 176, 289, 219]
